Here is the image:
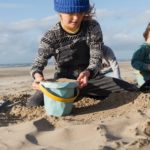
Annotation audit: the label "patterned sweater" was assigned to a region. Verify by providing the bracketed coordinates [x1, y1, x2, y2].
[31, 19, 103, 79]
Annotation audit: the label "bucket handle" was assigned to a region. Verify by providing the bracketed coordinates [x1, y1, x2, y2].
[39, 84, 79, 103]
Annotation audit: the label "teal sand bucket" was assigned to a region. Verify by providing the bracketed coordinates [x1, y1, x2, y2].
[39, 79, 79, 117]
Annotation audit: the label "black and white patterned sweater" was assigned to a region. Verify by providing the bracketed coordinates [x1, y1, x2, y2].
[31, 19, 103, 79]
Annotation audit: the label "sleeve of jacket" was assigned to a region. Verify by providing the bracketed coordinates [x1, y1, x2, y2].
[31, 30, 55, 78]
[86, 20, 103, 77]
[106, 47, 121, 79]
[131, 47, 148, 72]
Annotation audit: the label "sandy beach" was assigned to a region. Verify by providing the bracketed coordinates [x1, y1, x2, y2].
[0, 62, 150, 150]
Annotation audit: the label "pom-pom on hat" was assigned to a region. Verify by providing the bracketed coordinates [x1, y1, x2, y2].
[54, 0, 90, 13]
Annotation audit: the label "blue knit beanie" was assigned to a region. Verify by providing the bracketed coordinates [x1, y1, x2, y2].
[54, 0, 90, 13]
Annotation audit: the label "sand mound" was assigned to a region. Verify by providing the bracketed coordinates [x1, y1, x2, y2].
[0, 91, 150, 149]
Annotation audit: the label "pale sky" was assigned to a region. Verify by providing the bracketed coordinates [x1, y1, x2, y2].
[0, 0, 150, 64]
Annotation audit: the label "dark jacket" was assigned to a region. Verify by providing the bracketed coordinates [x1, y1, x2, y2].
[131, 43, 150, 81]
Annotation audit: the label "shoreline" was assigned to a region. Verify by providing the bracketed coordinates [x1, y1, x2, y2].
[0, 61, 134, 78]
[0, 60, 130, 68]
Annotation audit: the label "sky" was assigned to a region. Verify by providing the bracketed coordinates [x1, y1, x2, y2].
[0, 0, 150, 64]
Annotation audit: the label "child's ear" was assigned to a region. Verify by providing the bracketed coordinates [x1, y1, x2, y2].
[59, 13, 62, 19]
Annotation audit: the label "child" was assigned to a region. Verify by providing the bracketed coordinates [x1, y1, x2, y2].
[131, 23, 150, 85]
[100, 45, 121, 79]
[27, 0, 138, 106]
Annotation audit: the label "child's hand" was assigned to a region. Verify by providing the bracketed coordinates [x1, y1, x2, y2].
[32, 73, 44, 90]
[77, 70, 90, 89]
[147, 64, 150, 71]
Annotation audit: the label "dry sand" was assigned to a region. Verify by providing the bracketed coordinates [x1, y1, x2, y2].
[0, 62, 150, 150]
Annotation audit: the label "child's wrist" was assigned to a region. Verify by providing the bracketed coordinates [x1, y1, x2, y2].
[84, 69, 91, 78]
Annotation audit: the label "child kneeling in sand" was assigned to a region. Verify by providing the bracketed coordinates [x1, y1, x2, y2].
[27, 0, 138, 106]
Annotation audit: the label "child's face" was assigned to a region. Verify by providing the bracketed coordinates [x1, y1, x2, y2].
[146, 30, 150, 41]
[148, 31, 150, 38]
[60, 13, 85, 31]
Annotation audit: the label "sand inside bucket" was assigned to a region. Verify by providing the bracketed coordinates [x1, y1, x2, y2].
[45, 78, 78, 83]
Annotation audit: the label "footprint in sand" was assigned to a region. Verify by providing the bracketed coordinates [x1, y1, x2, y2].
[129, 138, 150, 149]
[142, 120, 150, 136]
[25, 118, 54, 145]
[96, 124, 121, 141]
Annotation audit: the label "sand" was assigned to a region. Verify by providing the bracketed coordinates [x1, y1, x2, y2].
[0, 62, 150, 150]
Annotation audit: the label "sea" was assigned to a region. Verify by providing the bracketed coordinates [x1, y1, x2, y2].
[0, 62, 54, 68]
[0, 63, 32, 68]
[0, 59, 130, 68]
